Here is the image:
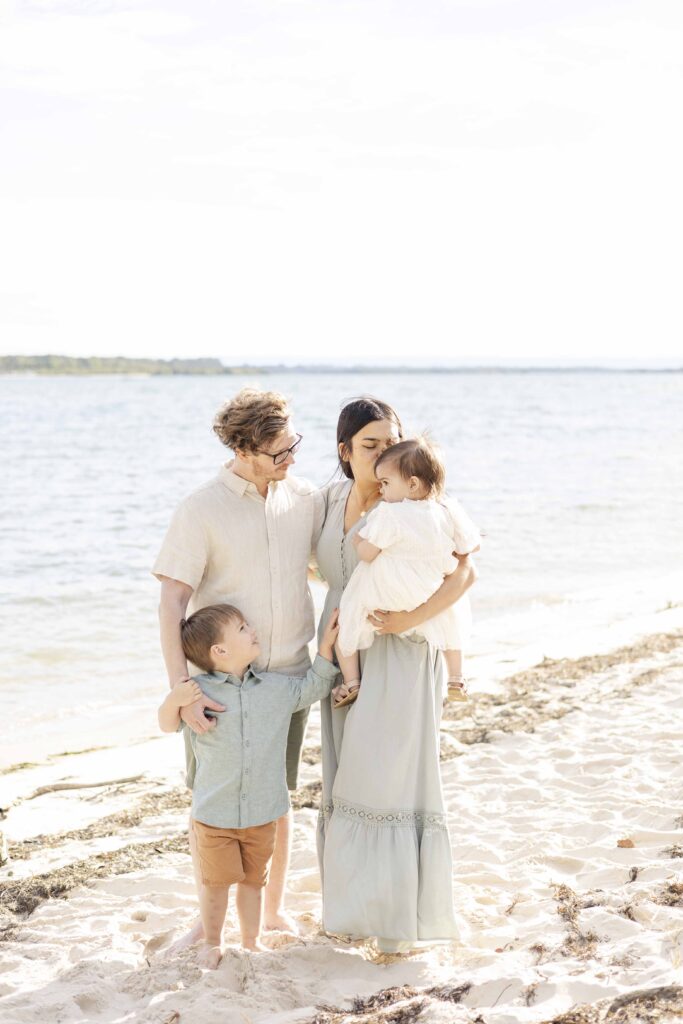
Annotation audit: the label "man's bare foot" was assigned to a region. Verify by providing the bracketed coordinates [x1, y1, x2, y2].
[197, 942, 223, 969]
[241, 937, 268, 952]
[263, 910, 299, 935]
[167, 918, 204, 954]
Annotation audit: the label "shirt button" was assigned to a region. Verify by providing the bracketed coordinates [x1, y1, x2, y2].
[245, 740, 250, 747]
[244, 712, 248, 719]
[241, 793, 247, 799]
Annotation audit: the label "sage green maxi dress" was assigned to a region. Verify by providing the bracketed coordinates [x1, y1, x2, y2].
[316, 480, 458, 951]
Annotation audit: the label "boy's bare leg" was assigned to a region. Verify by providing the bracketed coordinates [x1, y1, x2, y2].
[333, 645, 361, 705]
[197, 883, 230, 969]
[444, 649, 468, 700]
[264, 810, 298, 933]
[236, 882, 267, 951]
[168, 816, 205, 952]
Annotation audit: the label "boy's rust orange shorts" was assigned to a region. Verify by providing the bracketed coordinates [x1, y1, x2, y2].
[191, 818, 277, 888]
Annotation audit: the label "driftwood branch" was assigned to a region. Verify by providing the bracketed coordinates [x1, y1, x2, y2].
[25, 776, 144, 801]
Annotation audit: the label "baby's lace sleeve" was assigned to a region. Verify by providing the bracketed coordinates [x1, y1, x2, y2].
[441, 496, 481, 555]
[358, 502, 400, 549]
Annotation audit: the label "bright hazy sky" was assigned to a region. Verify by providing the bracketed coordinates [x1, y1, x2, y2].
[1, 0, 682, 365]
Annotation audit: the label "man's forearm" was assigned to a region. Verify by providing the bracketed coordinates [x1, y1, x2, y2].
[159, 589, 191, 688]
[409, 556, 478, 629]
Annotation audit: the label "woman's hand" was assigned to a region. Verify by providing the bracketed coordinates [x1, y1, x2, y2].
[368, 608, 417, 635]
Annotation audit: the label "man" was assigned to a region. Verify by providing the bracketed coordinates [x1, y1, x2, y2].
[153, 387, 325, 939]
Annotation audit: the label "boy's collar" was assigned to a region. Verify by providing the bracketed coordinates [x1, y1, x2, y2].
[199, 664, 261, 685]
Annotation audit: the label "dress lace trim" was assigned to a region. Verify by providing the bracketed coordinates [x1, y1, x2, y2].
[320, 798, 448, 830]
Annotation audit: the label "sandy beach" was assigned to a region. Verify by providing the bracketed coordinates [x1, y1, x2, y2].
[2, 620, 682, 1024]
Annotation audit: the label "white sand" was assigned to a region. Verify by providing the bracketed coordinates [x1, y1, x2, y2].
[1, 628, 682, 1023]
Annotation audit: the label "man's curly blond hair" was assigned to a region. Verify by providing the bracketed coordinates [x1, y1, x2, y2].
[212, 387, 291, 453]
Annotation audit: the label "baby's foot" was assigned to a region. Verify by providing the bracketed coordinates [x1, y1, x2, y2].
[242, 937, 268, 952]
[333, 679, 361, 708]
[447, 676, 469, 702]
[197, 942, 223, 969]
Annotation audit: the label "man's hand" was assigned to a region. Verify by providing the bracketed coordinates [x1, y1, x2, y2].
[368, 608, 416, 635]
[179, 692, 226, 734]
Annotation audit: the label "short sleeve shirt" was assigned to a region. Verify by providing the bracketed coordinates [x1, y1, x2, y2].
[153, 463, 325, 675]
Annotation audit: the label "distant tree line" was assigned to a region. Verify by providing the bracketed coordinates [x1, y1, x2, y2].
[0, 355, 255, 375]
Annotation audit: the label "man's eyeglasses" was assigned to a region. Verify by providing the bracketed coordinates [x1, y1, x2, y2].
[257, 433, 303, 466]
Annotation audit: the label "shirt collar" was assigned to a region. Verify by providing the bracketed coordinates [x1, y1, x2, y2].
[218, 461, 279, 498]
[196, 665, 261, 686]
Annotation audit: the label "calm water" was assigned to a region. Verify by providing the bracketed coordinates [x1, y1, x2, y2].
[2, 371, 682, 764]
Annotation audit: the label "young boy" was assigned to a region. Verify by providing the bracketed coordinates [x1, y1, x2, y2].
[158, 603, 340, 967]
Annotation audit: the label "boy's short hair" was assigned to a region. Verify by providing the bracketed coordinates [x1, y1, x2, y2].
[375, 436, 446, 499]
[180, 604, 244, 673]
[212, 387, 290, 453]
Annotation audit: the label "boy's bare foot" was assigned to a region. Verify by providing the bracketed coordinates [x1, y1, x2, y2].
[197, 942, 223, 969]
[167, 918, 204, 954]
[241, 938, 268, 952]
[263, 910, 299, 935]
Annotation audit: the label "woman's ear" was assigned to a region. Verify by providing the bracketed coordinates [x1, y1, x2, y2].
[338, 441, 350, 463]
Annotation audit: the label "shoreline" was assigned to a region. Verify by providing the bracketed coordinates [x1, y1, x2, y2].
[1, 625, 682, 1022]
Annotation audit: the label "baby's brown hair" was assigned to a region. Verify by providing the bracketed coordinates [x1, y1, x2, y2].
[180, 604, 244, 673]
[374, 436, 446, 499]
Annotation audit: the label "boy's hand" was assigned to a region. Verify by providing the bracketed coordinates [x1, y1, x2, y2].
[173, 678, 203, 707]
[319, 608, 340, 660]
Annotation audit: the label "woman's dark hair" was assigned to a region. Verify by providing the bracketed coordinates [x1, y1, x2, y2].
[336, 397, 403, 480]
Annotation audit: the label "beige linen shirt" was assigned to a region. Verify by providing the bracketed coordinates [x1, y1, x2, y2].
[153, 463, 325, 675]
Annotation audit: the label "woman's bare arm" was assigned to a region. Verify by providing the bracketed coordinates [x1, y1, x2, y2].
[368, 555, 478, 635]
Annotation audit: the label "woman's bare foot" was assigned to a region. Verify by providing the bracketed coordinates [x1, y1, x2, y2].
[241, 937, 268, 952]
[263, 910, 299, 935]
[167, 918, 204, 954]
[197, 942, 223, 969]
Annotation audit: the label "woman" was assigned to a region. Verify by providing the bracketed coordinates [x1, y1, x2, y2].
[315, 397, 478, 952]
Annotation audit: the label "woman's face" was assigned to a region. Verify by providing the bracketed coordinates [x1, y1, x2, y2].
[341, 418, 401, 485]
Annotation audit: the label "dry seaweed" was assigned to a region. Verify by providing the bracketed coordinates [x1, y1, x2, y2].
[653, 881, 683, 907]
[441, 631, 683, 752]
[291, 780, 322, 810]
[8, 788, 191, 861]
[542, 984, 683, 1023]
[309, 982, 472, 1024]
[552, 884, 600, 959]
[0, 833, 189, 926]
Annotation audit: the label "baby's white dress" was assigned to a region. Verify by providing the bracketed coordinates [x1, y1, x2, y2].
[337, 497, 480, 658]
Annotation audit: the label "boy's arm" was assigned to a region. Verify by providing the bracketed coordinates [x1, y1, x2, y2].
[158, 678, 203, 733]
[290, 655, 340, 711]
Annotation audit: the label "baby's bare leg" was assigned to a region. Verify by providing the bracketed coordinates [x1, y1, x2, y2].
[444, 649, 462, 677]
[333, 644, 361, 706]
[198, 883, 230, 968]
[236, 882, 267, 952]
[444, 649, 468, 701]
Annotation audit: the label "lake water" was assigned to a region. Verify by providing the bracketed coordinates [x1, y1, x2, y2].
[2, 370, 682, 766]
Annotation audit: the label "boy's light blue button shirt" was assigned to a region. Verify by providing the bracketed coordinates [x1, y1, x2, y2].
[183, 654, 339, 829]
